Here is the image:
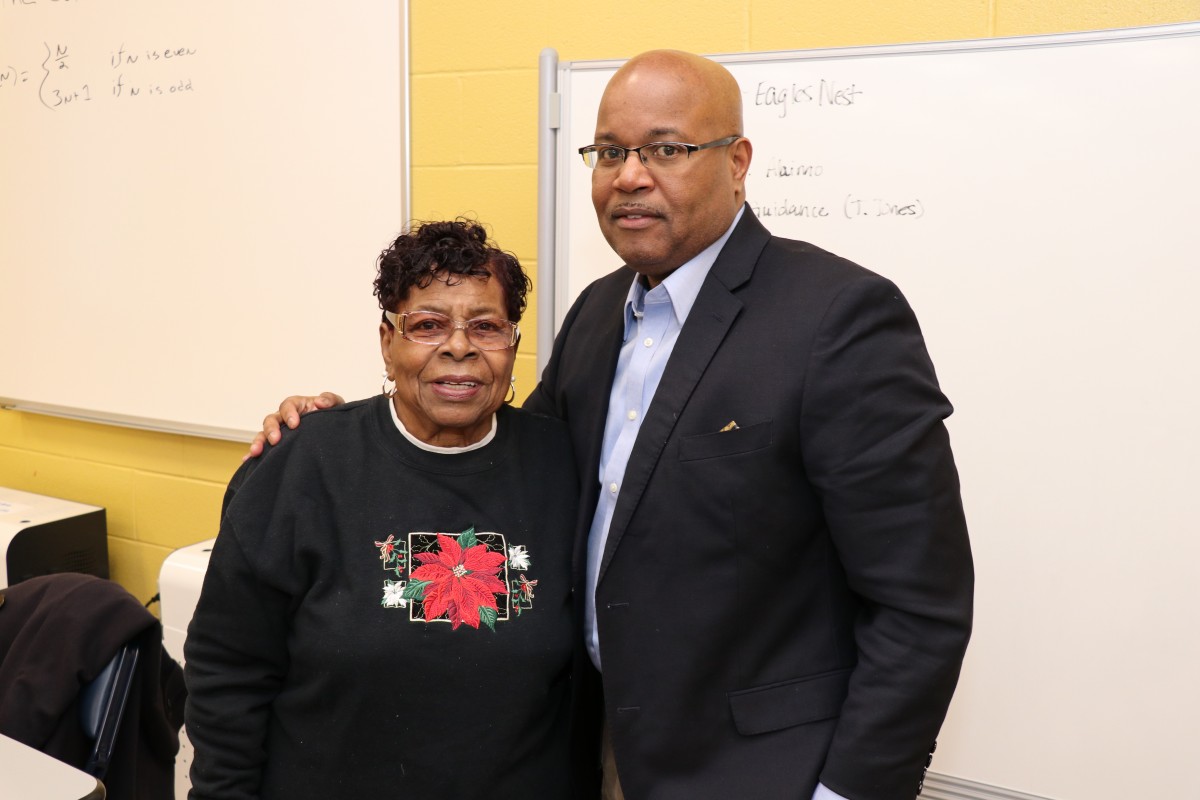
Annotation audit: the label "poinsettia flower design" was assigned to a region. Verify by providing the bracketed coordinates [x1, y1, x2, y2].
[381, 579, 408, 608]
[411, 532, 507, 629]
[507, 544, 531, 571]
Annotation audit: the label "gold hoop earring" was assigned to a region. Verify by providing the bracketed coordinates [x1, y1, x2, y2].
[382, 374, 397, 398]
[504, 377, 516, 404]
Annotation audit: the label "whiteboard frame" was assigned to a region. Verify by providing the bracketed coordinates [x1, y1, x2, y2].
[0, 1, 412, 442]
[538, 20, 1200, 366]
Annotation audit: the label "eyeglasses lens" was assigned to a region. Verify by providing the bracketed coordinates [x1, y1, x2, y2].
[402, 312, 515, 350]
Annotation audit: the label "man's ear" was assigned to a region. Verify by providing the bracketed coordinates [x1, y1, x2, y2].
[730, 136, 753, 185]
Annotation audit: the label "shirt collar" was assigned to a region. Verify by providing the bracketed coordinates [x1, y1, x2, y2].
[389, 398, 497, 453]
[622, 205, 745, 338]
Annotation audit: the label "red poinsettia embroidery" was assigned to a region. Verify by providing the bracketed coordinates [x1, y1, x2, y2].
[409, 530, 507, 630]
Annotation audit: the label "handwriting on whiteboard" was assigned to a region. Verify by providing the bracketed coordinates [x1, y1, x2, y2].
[0, 40, 197, 110]
[752, 79, 863, 118]
[2, 0, 85, 6]
[749, 156, 925, 222]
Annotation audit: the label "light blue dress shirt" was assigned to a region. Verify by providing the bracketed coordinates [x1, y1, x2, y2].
[581, 207, 850, 800]
[583, 207, 742, 670]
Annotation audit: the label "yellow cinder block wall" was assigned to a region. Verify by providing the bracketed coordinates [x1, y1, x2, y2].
[1, 0, 1195, 607]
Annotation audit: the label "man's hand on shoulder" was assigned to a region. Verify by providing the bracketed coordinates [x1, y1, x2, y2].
[244, 392, 345, 460]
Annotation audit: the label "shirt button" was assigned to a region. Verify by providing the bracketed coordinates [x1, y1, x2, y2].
[609, 483, 619, 494]
[627, 409, 638, 421]
[643, 337, 654, 347]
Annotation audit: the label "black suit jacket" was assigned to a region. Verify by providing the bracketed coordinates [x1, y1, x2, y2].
[526, 208, 973, 800]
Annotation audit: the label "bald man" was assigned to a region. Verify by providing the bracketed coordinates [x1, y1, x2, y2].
[255, 50, 973, 800]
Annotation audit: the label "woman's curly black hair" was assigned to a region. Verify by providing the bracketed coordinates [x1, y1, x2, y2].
[374, 218, 530, 323]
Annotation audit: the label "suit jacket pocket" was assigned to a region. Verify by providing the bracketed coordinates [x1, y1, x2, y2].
[678, 420, 773, 462]
[728, 668, 852, 736]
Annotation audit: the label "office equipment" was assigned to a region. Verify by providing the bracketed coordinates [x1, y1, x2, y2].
[159, 538, 214, 797]
[0, 487, 108, 588]
[538, 22, 1200, 800]
[0, 1, 410, 439]
[159, 538, 214, 664]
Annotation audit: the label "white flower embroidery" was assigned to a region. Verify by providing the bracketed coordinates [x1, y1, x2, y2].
[382, 579, 408, 608]
[507, 544, 531, 571]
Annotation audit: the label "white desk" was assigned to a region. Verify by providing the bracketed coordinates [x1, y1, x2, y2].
[0, 733, 104, 800]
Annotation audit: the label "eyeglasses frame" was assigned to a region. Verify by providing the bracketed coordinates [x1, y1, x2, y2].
[577, 135, 741, 169]
[383, 309, 520, 350]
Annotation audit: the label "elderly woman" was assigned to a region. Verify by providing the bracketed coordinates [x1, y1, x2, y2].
[183, 220, 580, 799]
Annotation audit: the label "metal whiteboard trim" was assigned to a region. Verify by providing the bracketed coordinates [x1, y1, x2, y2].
[558, 21, 1200, 73]
[921, 771, 1058, 800]
[0, 399, 254, 442]
[536, 48, 560, 377]
[400, 0, 412, 223]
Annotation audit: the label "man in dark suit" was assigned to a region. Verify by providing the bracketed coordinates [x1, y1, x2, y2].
[254, 49, 972, 800]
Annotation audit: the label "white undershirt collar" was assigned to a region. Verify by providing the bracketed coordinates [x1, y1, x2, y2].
[388, 399, 497, 453]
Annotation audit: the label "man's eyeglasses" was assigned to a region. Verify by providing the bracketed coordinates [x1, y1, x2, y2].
[578, 135, 740, 170]
[384, 310, 519, 350]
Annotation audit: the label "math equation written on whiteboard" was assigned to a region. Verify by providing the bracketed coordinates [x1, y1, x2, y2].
[0, 39, 197, 110]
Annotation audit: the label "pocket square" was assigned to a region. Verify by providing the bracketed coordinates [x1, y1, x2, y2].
[719, 420, 739, 432]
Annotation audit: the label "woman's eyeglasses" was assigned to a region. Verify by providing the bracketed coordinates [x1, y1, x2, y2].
[384, 310, 519, 350]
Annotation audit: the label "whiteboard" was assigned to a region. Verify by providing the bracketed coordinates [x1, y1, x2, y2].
[1, 1, 407, 440]
[545, 24, 1200, 800]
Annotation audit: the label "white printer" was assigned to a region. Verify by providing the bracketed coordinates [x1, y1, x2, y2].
[158, 537, 215, 798]
[0, 486, 108, 588]
[158, 538, 215, 664]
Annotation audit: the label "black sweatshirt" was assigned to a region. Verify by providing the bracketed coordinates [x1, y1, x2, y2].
[184, 397, 580, 799]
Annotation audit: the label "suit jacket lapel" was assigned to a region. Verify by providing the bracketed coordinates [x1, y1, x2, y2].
[570, 273, 629, 584]
[597, 208, 772, 582]
[576, 275, 631, 487]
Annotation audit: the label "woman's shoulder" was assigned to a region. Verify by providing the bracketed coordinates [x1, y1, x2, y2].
[264, 396, 378, 452]
[223, 396, 382, 508]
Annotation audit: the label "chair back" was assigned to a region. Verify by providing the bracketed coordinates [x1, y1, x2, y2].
[78, 642, 140, 779]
